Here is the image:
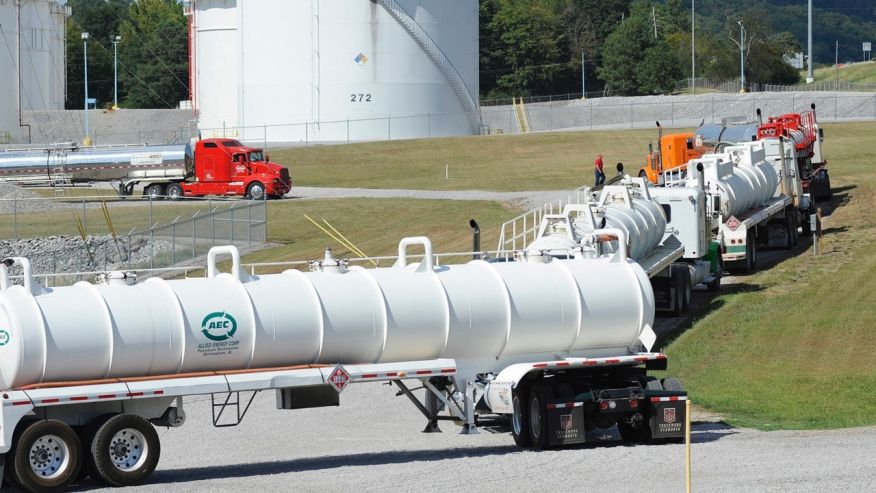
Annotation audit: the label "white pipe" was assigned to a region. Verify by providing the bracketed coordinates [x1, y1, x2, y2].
[1, 257, 35, 294]
[396, 237, 434, 271]
[591, 228, 628, 260]
[207, 245, 242, 280]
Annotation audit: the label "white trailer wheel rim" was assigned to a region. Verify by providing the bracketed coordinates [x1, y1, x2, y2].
[512, 395, 523, 436]
[28, 434, 71, 479]
[108, 428, 149, 472]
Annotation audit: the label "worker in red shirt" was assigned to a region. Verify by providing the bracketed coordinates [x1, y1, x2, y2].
[594, 154, 605, 186]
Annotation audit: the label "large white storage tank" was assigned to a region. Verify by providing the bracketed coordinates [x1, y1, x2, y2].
[189, 0, 480, 144]
[18, 0, 69, 113]
[0, 0, 68, 143]
[0, 3, 18, 141]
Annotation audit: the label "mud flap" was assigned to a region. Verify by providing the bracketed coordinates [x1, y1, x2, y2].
[649, 399, 686, 439]
[546, 404, 586, 446]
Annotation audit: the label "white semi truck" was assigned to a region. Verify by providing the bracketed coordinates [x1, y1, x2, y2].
[658, 137, 809, 274]
[0, 238, 687, 492]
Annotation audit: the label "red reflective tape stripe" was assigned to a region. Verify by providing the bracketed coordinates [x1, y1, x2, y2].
[533, 363, 548, 368]
[70, 396, 89, 401]
[41, 398, 60, 404]
[554, 362, 570, 367]
[98, 394, 116, 399]
[127, 392, 144, 397]
[605, 359, 620, 364]
[584, 361, 598, 365]
[385, 372, 398, 377]
[415, 370, 433, 375]
[440, 369, 455, 374]
[634, 357, 648, 362]
[657, 354, 667, 359]
[153, 390, 164, 395]
[546, 403, 557, 409]
[360, 373, 378, 379]
[12, 400, 31, 406]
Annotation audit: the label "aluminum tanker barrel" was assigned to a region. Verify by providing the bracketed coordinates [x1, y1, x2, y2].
[0, 239, 655, 389]
[696, 121, 758, 148]
[573, 185, 666, 261]
[694, 144, 779, 218]
[0, 144, 188, 184]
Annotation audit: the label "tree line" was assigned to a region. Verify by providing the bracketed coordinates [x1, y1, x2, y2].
[479, 0, 873, 98]
[64, 0, 187, 110]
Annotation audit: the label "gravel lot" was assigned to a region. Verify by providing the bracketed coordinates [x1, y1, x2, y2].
[53, 384, 876, 493]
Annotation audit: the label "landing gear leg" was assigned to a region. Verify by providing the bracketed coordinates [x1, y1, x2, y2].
[422, 388, 442, 433]
[460, 380, 479, 435]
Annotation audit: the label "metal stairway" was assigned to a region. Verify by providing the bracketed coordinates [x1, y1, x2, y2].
[377, 0, 481, 134]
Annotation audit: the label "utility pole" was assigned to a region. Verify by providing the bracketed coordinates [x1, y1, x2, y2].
[82, 32, 91, 146]
[652, 6, 658, 38]
[835, 41, 839, 90]
[738, 21, 745, 93]
[691, 0, 695, 94]
[806, 0, 814, 83]
[111, 35, 121, 110]
[581, 51, 586, 99]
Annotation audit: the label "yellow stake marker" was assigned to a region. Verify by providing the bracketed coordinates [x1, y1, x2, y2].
[685, 399, 692, 493]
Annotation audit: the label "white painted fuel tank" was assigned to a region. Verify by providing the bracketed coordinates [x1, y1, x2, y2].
[693, 142, 779, 218]
[191, 0, 479, 143]
[0, 238, 655, 389]
[527, 180, 667, 261]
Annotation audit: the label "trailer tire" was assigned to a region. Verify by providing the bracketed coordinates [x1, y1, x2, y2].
[782, 215, 794, 249]
[165, 183, 183, 200]
[661, 377, 685, 393]
[11, 420, 83, 493]
[707, 257, 723, 292]
[510, 385, 531, 448]
[246, 181, 265, 200]
[790, 214, 799, 247]
[144, 184, 166, 201]
[89, 414, 160, 488]
[670, 268, 684, 316]
[528, 383, 551, 450]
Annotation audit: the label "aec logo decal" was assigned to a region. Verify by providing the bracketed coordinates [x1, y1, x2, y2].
[201, 312, 237, 342]
[0, 329, 9, 346]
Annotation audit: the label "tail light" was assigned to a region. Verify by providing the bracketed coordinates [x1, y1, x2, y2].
[630, 399, 639, 408]
[599, 401, 609, 410]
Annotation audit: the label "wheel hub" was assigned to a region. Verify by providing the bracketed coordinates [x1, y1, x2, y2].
[28, 435, 69, 479]
[108, 428, 148, 472]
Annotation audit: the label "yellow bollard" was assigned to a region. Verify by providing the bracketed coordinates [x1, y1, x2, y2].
[685, 399, 692, 493]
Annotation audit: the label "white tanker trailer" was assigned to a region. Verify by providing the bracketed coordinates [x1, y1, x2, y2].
[0, 238, 687, 492]
[515, 175, 722, 317]
[658, 138, 806, 273]
[0, 144, 189, 192]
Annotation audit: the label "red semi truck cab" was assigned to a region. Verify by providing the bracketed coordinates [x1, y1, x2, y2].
[159, 138, 291, 200]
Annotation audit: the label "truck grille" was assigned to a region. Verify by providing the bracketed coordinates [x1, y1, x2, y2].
[280, 168, 291, 185]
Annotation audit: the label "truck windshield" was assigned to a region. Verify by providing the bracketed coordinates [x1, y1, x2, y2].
[249, 151, 264, 162]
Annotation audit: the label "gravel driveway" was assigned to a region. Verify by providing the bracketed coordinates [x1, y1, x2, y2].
[55, 383, 875, 493]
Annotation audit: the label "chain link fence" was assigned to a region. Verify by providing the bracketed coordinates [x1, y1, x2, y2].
[0, 195, 267, 285]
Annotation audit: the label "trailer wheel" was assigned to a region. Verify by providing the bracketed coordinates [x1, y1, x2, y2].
[89, 414, 160, 487]
[166, 183, 183, 200]
[10, 419, 83, 493]
[246, 181, 265, 200]
[670, 269, 684, 316]
[144, 184, 166, 201]
[510, 385, 531, 448]
[790, 214, 799, 247]
[528, 383, 551, 450]
[680, 268, 691, 312]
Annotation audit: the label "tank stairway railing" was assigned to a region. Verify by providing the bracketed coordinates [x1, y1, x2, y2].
[377, 0, 481, 134]
[497, 185, 591, 252]
[513, 97, 531, 133]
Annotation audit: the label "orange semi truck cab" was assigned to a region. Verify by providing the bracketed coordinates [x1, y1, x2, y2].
[638, 133, 705, 185]
[181, 139, 291, 199]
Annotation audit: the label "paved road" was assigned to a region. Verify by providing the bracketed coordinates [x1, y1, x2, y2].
[285, 186, 578, 210]
[61, 385, 874, 493]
